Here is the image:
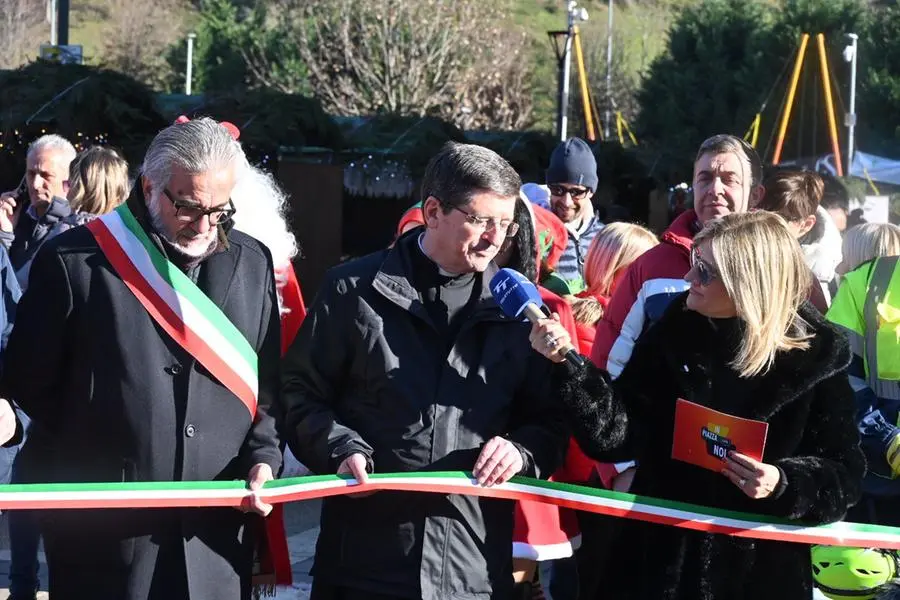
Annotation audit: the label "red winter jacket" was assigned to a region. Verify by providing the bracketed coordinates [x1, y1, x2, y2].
[591, 209, 697, 378]
[539, 285, 577, 342]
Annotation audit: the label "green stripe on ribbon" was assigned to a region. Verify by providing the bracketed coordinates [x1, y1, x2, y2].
[1, 472, 898, 544]
[115, 204, 258, 374]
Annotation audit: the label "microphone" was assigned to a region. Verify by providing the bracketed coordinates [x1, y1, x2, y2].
[489, 268, 585, 368]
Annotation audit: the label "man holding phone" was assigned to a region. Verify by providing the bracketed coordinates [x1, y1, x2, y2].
[0, 134, 75, 288]
[0, 133, 74, 600]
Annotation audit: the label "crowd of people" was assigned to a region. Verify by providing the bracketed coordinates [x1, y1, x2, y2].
[0, 119, 895, 600]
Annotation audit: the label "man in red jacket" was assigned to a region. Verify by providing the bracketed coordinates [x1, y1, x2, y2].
[591, 134, 764, 377]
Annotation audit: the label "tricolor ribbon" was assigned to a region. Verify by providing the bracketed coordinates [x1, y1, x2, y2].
[0, 472, 896, 549]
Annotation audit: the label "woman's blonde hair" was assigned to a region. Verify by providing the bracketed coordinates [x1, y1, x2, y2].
[694, 212, 812, 378]
[583, 222, 658, 300]
[570, 295, 605, 326]
[66, 146, 129, 215]
[841, 222, 900, 273]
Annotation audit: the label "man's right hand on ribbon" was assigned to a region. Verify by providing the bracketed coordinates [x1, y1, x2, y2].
[337, 452, 376, 498]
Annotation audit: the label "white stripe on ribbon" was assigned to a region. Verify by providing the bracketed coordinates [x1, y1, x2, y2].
[0, 475, 897, 548]
[259, 476, 900, 548]
[101, 212, 258, 400]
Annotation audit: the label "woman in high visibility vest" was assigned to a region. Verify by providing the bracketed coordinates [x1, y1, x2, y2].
[827, 222, 900, 526]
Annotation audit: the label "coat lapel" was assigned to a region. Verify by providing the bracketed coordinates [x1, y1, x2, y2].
[197, 242, 240, 310]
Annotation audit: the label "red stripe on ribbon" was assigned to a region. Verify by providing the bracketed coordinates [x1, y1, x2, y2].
[0, 497, 240, 510]
[353, 482, 900, 550]
[87, 219, 257, 419]
[0, 478, 894, 549]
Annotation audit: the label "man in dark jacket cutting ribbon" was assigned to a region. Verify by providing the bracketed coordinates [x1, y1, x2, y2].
[282, 142, 570, 600]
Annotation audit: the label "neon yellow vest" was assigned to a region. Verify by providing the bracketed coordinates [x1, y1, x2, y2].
[827, 256, 900, 399]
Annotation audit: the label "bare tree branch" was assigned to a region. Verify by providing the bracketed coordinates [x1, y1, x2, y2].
[0, 0, 43, 69]
[245, 0, 532, 130]
[100, 0, 183, 88]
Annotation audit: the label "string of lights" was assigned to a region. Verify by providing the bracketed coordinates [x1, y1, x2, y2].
[0, 129, 112, 154]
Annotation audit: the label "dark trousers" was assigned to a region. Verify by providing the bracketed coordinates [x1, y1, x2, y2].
[4, 407, 41, 600]
[539, 555, 579, 600]
[575, 511, 624, 600]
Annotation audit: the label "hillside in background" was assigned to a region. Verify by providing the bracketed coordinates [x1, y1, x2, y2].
[13, 0, 687, 134]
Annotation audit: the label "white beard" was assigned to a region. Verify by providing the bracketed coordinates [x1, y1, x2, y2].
[147, 191, 217, 258]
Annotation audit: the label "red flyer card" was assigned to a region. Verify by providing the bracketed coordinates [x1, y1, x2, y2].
[671, 398, 769, 472]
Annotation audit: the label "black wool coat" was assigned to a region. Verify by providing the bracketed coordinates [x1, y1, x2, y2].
[556, 295, 865, 600]
[0, 196, 283, 600]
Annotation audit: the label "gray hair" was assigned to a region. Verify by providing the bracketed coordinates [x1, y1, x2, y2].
[421, 142, 522, 210]
[27, 134, 76, 163]
[141, 117, 244, 190]
[841, 222, 900, 273]
[695, 134, 763, 188]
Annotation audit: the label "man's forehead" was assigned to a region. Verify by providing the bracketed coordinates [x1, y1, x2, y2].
[28, 149, 68, 169]
[169, 167, 236, 206]
[696, 152, 746, 173]
[468, 192, 516, 217]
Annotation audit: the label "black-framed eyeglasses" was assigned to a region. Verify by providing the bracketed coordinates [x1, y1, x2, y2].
[444, 203, 520, 238]
[163, 188, 237, 226]
[690, 245, 718, 286]
[548, 184, 590, 200]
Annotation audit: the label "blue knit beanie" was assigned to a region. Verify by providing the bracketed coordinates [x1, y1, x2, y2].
[546, 137, 598, 192]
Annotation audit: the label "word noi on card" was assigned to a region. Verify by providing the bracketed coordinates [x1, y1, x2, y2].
[671, 399, 769, 472]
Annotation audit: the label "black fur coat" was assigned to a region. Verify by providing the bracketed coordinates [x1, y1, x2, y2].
[558, 294, 865, 600]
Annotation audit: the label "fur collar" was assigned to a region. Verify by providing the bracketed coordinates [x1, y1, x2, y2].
[653, 294, 851, 419]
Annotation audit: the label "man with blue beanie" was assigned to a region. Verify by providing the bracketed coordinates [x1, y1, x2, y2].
[545, 137, 603, 294]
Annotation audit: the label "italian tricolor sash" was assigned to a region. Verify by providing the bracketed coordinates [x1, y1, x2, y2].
[86, 204, 258, 418]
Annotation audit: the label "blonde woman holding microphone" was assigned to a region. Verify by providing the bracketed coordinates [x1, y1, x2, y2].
[530, 212, 864, 600]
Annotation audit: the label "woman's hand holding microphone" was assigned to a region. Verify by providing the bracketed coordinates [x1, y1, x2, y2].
[528, 314, 575, 363]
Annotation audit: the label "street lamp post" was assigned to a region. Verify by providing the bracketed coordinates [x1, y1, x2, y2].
[48, 0, 57, 45]
[843, 33, 859, 177]
[556, 1, 589, 141]
[57, 0, 68, 45]
[185, 33, 197, 96]
[604, 0, 613, 140]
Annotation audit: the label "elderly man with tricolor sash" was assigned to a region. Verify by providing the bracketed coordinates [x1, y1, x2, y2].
[0, 118, 283, 600]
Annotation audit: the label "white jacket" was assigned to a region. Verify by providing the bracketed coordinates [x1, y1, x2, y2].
[802, 205, 843, 304]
